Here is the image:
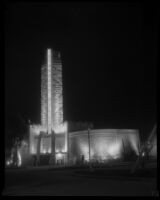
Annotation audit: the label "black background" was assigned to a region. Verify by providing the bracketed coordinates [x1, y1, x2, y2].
[5, 2, 158, 142]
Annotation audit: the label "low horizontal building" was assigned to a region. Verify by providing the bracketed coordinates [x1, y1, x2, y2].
[68, 129, 140, 164]
[29, 126, 140, 165]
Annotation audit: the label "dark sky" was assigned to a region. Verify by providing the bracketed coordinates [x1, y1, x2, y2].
[5, 2, 158, 139]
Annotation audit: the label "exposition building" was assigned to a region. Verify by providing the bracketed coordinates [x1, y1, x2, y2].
[29, 49, 141, 166]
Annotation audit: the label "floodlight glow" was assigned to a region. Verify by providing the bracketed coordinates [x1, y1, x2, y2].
[56, 152, 63, 159]
[6, 161, 10, 166]
[48, 148, 51, 153]
[128, 133, 140, 155]
[107, 142, 121, 159]
[42, 149, 47, 154]
[17, 150, 22, 167]
[142, 152, 145, 157]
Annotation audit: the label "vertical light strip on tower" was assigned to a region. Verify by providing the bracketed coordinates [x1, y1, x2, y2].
[47, 49, 52, 134]
[41, 64, 47, 127]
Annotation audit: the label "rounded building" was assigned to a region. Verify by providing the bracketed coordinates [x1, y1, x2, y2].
[56, 129, 140, 165]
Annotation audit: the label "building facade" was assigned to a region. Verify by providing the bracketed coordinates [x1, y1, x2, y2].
[29, 48, 141, 166]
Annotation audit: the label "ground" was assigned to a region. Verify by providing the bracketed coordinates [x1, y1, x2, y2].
[3, 162, 157, 196]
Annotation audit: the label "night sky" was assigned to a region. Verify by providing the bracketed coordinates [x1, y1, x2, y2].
[5, 2, 157, 140]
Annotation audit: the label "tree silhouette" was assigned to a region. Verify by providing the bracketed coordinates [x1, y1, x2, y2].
[5, 113, 28, 150]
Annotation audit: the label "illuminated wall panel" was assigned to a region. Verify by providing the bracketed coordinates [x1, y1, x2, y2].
[55, 134, 65, 152]
[29, 125, 47, 154]
[40, 137, 52, 154]
[51, 53, 63, 130]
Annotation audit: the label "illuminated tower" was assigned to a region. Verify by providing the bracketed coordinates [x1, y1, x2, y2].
[41, 49, 63, 134]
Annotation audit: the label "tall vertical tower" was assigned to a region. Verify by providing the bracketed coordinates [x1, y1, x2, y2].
[41, 49, 63, 134]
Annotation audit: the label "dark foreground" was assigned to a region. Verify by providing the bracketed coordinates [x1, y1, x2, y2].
[3, 164, 157, 196]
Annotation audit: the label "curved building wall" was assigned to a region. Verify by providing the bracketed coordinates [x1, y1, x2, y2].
[149, 134, 157, 157]
[69, 129, 140, 164]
